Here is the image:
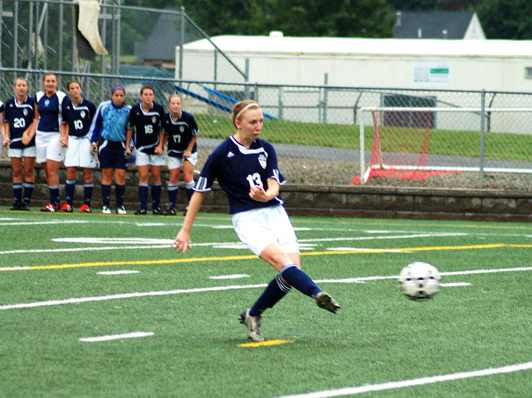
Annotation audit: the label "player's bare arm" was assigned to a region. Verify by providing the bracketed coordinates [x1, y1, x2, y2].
[2, 122, 10, 147]
[172, 191, 206, 253]
[249, 178, 279, 202]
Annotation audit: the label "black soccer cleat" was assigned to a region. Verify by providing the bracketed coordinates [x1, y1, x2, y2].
[316, 292, 341, 314]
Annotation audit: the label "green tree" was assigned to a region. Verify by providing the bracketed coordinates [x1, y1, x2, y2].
[262, 0, 394, 37]
[477, 0, 532, 39]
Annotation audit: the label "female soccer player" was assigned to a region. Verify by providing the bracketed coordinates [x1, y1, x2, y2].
[2, 77, 36, 211]
[23, 72, 68, 212]
[89, 85, 131, 214]
[161, 93, 199, 215]
[126, 85, 165, 215]
[60, 81, 97, 213]
[172, 100, 340, 342]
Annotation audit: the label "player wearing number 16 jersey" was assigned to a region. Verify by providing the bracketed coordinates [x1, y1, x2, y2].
[126, 85, 165, 215]
[61, 81, 97, 213]
[172, 100, 340, 343]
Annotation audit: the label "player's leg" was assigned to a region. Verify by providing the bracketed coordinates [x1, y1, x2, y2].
[182, 157, 195, 206]
[62, 166, 77, 212]
[41, 134, 65, 211]
[100, 168, 114, 213]
[136, 164, 150, 214]
[114, 168, 127, 214]
[166, 156, 181, 215]
[81, 168, 93, 212]
[9, 154, 23, 209]
[150, 163, 163, 214]
[22, 154, 36, 209]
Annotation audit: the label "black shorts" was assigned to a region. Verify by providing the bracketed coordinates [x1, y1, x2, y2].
[98, 140, 127, 170]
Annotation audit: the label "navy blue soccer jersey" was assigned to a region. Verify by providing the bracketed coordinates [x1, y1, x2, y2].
[128, 102, 164, 154]
[162, 111, 198, 157]
[4, 96, 36, 149]
[62, 98, 96, 138]
[35, 91, 68, 133]
[194, 136, 286, 214]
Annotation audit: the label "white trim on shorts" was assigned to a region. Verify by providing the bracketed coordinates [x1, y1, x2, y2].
[35, 131, 65, 163]
[135, 150, 166, 167]
[231, 205, 299, 256]
[167, 152, 198, 170]
[64, 136, 97, 168]
[9, 146, 37, 158]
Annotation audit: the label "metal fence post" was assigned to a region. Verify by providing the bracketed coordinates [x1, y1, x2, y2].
[360, 111, 365, 184]
[179, 6, 184, 81]
[479, 89, 486, 188]
[244, 58, 250, 99]
[323, 73, 328, 124]
[278, 86, 283, 120]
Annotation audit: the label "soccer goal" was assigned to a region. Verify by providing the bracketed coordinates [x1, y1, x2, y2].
[353, 106, 532, 185]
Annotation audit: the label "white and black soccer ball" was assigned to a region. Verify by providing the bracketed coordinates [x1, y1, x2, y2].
[399, 262, 441, 299]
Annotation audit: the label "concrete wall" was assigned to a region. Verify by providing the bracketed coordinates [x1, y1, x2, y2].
[1, 162, 531, 222]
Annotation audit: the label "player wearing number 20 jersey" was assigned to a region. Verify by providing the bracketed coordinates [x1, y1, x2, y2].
[4, 96, 36, 149]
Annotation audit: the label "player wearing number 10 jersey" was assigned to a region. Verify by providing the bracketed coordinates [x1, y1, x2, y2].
[61, 81, 97, 213]
[126, 85, 165, 215]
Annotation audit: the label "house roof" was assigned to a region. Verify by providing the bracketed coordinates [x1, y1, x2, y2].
[393, 11, 475, 39]
[183, 35, 532, 59]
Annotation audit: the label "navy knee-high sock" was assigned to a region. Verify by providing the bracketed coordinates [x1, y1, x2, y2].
[13, 183, 22, 204]
[151, 183, 162, 209]
[168, 183, 178, 209]
[280, 264, 321, 298]
[23, 182, 34, 205]
[138, 184, 148, 210]
[65, 179, 75, 206]
[249, 275, 292, 317]
[101, 184, 112, 207]
[115, 184, 126, 207]
[84, 183, 94, 206]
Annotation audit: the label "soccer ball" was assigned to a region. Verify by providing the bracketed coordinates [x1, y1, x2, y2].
[399, 262, 441, 299]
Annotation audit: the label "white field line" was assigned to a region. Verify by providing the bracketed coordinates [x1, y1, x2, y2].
[440, 282, 471, 287]
[98, 270, 139, 275]
[210, 274, 249, 280]
[274, 361, 532, 398]
[1, 266, 531, 311]
[0, 232, 467, 256]
[0, 220, 90, 226]
[79, 331, 154, 342]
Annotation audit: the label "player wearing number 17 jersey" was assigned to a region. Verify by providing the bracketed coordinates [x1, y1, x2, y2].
[126, 85, 165, 215]
[60, 81, 97, 213]
[172, 100, 340, 343]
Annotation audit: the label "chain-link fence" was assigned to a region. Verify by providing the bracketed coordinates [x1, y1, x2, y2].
[2, 68, 532, 191]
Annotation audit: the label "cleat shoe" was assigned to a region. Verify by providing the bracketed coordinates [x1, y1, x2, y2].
[134, 208, 147, 215]
[79, 204, 92, 213]
[183, 207, 188, 216]
[239, 309, 264, 342]
[316, 292, 341, 314]
[165, 207, 176, 216]
[152, 207, 163, 215]
[41, 203, 58, 212]
[102, 206, 111, 214]
[19, 203, 30, 211]
[116, 206, 127, 215]
[60, 203, 73, 213]
[9, 202, 21, 211]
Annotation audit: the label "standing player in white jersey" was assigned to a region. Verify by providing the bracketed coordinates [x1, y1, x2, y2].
[172, 100, 340, 342]
[126, 85, 165, 215]
[60, 81, 97, 213]
[161, 93, 199, 215]
[23, 72, 68, 212]
[2, 77, 36, 210]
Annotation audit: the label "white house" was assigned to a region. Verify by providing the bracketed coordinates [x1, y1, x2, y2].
[178, 34, 532, 92]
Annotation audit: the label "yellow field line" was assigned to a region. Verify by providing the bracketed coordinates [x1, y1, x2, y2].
[0, 243, 521, 272]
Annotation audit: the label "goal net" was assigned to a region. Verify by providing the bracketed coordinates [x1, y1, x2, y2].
[352, 106, 532, 185]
